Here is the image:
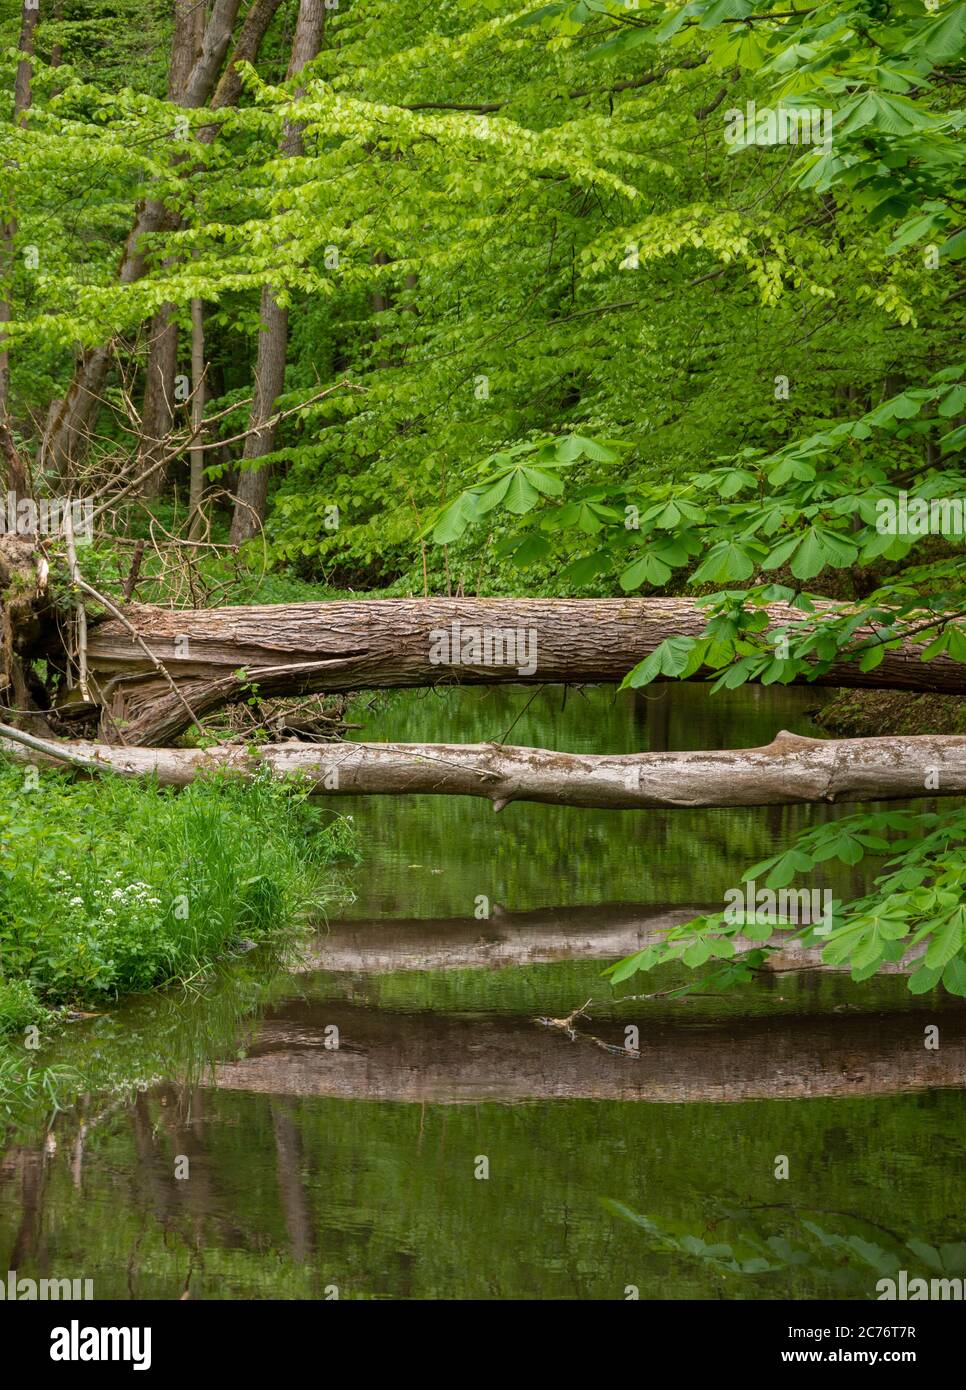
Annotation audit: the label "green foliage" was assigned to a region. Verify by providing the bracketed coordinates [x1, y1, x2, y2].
[4, 0, 958, 589]
[605, 807, 966, 998]
[0, 758, 356, 1021]
[1, 0, 962, 1002]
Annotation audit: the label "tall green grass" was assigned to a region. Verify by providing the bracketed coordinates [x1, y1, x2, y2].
[0, 758, 357, 1029]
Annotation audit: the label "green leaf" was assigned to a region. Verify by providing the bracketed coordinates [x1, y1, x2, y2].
[925, 911, 963, 970]
[941, 955, 966, 999]
[620, 636, 697, 690]
[619, 552, 672, 590]
[690, 540, 758, 585]
[790, 529, 827, 582]
[908, 962, 944, 995]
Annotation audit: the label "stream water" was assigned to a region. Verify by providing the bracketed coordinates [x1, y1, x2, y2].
[1, 685, 964, 1300]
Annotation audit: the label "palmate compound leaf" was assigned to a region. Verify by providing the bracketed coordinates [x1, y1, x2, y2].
[762, 526, 860, 582]
[429, 491, 479, 544]
[821, 921, 874, 969]
[689, 539, 763, 585]
[746, 847, 815, 889]
[619, 533, 696, 589]
[909, 961, 944, 995]
[558, 434, 627, 463]
[619, 552, 671, 590]
[493, 533, 551, 568]
[619, 635, 698, 690]
[909, 5, 966, 65]
[557, 550, 612, 585]
[602, 944, 660, 983]
[789, 529, 830, 581]
[521, 465, 567, 497]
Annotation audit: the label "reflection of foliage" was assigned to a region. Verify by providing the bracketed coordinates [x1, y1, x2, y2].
[604, 1200, 966, 1297]
[339, 953, 945, 1023]
[608, 807, 966, 998]
[0, 950, 294, 1130]
[2, 1071, 963, 1300]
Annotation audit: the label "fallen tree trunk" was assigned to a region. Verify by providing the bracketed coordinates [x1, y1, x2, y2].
[75, 597, 966, 744]
[3, 728, 964, 809]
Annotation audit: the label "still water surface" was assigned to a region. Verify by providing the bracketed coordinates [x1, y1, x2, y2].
[1, 685, 964, 1299]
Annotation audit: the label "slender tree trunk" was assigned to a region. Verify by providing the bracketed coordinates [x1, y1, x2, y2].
[42, 0, 242, 480]
[229, 289, 289, 541]
[0, 0, 41, 419]
[136, 0, 210, 498]
[206, 0, 285, 121]
[188, 295, 206, 537]
[139, 0, 286, 502]
[138, 306, 180, 497]
[230, 0, 326, 544]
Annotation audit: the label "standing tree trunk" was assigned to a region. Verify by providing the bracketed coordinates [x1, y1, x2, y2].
[188, 295, 206, 537]
[230, 0, 326, 544]
[139, 0, 286, 503]
[41, 0, 242, 482]
[0, 0, 41, 421]
[138, 304, 181, 497]
[229, 289, 289, 542]
[137, 0, 212, 498]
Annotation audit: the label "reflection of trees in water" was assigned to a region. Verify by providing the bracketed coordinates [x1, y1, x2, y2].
[1, 1076, 962, 1300]
[3, 1144, 49, 1272]
[272, 1100, 315, 1264]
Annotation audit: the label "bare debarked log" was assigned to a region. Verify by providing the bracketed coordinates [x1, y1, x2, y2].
[2, 728, 964, 810]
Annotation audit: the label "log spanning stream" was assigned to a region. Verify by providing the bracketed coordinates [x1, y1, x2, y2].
[1, 684, 964, 1300]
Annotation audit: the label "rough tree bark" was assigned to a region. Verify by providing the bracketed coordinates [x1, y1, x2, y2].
[69, 597, 966, 744]
[206, 0, 285, 117]
[230, 0, 326, 544]
[3, 730, 964, 811]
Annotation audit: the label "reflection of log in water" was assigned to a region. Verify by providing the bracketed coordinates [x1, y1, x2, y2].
[211, 1002, 966, 1104]
[301, 904, 918, 976]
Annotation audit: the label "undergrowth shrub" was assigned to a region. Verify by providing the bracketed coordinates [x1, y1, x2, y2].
[0, 759, 357, 1024]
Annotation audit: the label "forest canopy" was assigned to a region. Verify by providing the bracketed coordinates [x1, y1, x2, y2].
[0, 0, 964, 997]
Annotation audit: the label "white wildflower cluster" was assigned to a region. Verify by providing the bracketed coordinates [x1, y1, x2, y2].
[52, 870, 165, 926]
